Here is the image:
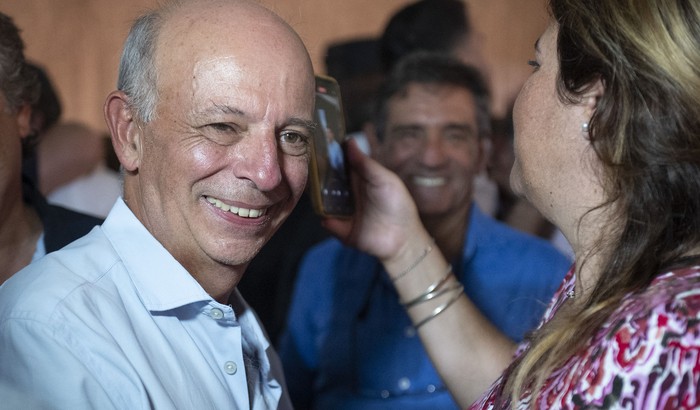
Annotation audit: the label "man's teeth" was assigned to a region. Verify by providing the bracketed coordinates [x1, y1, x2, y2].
[206, 197, 266, 218]
[413, 176, 445, 187]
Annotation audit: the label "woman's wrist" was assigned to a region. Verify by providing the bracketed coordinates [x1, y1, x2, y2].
[381, 228, 436, 281]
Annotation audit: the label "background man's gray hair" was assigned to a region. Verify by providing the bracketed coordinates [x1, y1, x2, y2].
[0, 12, 39, 112]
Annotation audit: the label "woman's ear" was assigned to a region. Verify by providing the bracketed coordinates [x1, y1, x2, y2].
[104, 91, 142, 172]
[582, 78, 605, 116]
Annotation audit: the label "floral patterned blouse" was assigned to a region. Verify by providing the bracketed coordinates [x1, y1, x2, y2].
[471, 262, 700, 409]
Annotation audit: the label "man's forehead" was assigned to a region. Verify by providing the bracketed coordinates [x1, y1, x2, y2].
[398, 82, 475, 99]
[154, 8, 309, 82]
[157, 0, 294, 52]
[389, 84, 475, 111]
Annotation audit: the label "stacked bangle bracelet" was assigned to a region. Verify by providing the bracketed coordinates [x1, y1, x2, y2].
[397, 263, 464, 329]
[413, 285, 464, 329]
[400, 264, 453, 307]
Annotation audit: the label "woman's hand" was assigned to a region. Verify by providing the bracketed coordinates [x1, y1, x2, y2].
[322, 139, 429, 264]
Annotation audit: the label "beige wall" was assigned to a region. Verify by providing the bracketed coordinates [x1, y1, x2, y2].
[3, 0, 547, 132]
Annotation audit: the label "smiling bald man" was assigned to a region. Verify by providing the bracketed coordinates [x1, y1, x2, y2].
[0, 1, 315, 408]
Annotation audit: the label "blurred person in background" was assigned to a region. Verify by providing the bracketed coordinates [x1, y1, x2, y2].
[0, 12, 100, 285]
[38, 121, 121, 218]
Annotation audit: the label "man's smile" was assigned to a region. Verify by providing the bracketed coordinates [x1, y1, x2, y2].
[205, 196, 267, 218]
[412, 175, 446, 187]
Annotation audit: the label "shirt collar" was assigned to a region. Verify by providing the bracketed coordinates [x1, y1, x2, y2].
[101, 198, 212, 312]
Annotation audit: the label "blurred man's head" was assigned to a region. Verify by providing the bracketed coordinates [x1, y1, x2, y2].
[371, 52, 490, 220]
[0, 12, 38, 197]
[379, 0, 486, 74]
[0, 13, 38, 116]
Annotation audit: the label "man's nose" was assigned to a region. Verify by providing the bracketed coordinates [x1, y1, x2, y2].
[232, 130, 283, 191]
[420, 135, 449, 167]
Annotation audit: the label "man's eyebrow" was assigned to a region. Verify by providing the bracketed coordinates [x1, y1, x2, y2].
[200, 104, 316, 131]
[200, 102, 246, 117]
[444, 123, 474, 131]
[288, 117, 317, 132]
[390, 124, 423, 131]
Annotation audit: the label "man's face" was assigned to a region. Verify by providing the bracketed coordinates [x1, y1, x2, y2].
[127, 6, 315, 276]
[379, 83, 485, 218]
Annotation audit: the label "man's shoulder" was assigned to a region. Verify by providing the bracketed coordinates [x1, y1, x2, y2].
[302, 238, 374, 266]
[475, 212, 565, 253]
[469, 211, 571, 274]
[297, 238, 377, 283]
[0, 229, 119, 323]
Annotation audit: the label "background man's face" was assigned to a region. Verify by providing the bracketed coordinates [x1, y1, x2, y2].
[379, 83, 484, 219]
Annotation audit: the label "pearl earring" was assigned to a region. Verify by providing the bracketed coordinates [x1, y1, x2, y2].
[582, 122, 589, 133]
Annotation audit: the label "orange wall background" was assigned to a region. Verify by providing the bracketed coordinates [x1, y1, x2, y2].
[3, 0, 548, 132]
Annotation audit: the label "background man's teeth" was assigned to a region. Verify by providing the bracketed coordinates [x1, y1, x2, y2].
[414, 176, 444, 187]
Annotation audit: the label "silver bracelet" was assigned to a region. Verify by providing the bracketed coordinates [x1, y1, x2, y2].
[403, 282, 461, 309]
[400, 264, 453, 308]
[414, 285, 464, 329]
[390, 237, 435, 283]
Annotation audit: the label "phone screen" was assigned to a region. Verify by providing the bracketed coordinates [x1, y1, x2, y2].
[308, 75, 354, 217]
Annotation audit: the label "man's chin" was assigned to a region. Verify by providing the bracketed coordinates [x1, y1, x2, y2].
[417, 206, 451, 219]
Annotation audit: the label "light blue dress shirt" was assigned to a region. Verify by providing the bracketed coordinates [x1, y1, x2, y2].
[0, 198, 290, 410]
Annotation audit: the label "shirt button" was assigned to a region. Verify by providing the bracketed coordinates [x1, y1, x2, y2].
[427, 384, 436, 393]
[380, 390, 390, 399]
[398, 377, 411, 391]
[211, 308, 224, 320]
[224, 361, 238, 375]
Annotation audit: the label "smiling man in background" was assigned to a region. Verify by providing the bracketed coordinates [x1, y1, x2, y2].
[279, 53, 571, 409]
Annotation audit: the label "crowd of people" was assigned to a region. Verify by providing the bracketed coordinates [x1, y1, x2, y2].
[1, 0, 699, 408]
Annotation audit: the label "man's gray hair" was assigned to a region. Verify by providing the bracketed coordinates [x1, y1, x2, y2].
[117, 9, 168, 123]
[0, 12, 39, 112]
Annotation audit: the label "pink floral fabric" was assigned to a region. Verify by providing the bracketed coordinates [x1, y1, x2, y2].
[471, 263, 700, 409]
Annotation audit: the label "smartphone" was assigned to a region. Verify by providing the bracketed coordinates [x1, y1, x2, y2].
[308, 75, 354, 217]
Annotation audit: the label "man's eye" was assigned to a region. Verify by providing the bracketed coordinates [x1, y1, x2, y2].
[209, 123, 235, 132]
[202, 123, 239, 145]
[445, 131, 470, 142]
[392, 130, 421, 141]
[527, 59, 541, 71]
[279, 131, 309, 156]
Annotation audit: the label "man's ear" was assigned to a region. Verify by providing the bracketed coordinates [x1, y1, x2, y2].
[104, 91, 142, 172]
[361, 122, 381, 160]
[16, 104, 32, 139]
